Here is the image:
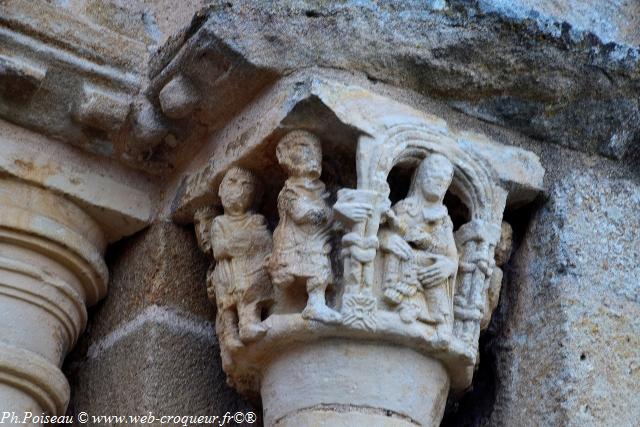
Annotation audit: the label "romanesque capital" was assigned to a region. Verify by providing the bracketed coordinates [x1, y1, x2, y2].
[0, 178, 108, 415]
[189, 76, 545, 427]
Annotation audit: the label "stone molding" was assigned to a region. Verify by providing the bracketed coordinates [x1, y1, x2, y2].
[0, 0, 149, 163]
[0, 118, 153, 243]
[0, 178, 108, 414]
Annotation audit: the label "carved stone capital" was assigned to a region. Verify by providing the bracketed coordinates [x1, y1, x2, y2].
[0, 178, 108, 414]
[187, 74, 545, 426]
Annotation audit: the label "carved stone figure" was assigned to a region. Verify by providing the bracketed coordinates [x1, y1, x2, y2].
[188, 81, 545, 427]
[380, 154, 458, 341]
[481, 221, 513, 330]
[267, 130, 342, 323]
[195, 167, 273, 352]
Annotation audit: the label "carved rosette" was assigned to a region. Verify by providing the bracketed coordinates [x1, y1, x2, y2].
[0, 179, 108, 414]
[193, 79, 544, 427]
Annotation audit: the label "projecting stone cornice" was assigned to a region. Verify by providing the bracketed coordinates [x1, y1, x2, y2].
[0, 118, 154, 243]
[170, 72, 544, 224]
[0, 1, 279, 175]
[0, 1, 151, 163]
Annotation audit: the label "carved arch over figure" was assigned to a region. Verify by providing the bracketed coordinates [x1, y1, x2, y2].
[390, 127, 508, 340]
[370, 123, 499, 222]
[339, 121, 507, 344]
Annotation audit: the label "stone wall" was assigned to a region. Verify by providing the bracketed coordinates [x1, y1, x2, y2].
[443, 144, 639, 426]
[489, 168, 639, 427]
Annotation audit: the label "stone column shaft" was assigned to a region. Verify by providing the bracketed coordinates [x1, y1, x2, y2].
[0, 178, 107, 415]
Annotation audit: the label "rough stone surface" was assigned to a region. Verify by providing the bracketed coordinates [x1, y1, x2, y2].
[443, 152, 640, 426]
[490, 169, 640, 427]
[190, 0, 640, 160]
[83, 221, 214, 344]
[54, 0, 213, 47]
[66, 314, 254, 421]
[477, 0, 640, 46]
[3, 0, 639, 174]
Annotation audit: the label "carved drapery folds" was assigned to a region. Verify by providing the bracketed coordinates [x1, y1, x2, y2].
[193, 78, 544, 427]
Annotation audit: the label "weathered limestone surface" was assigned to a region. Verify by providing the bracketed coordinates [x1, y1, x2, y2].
[64, 222, 254, 418]
[190, 0, 640, 160]
[476, 0, 640, 46]
[0, 118, 153, 242]
[485, 167, 640, 427]
[0, 1, 638, 425]
[54, 0, 212, 47]
[2, 0, 639, 175]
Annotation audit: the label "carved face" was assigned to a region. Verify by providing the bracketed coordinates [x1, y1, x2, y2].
[416, 154, 454, 203]
[219, 167, 257, 214]
[495, 222, 514, 266]
[276, 131, 322, 178]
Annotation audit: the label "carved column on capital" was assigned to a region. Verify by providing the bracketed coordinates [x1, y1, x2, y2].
[190, 80, 544, 427]
[0, 179, 107, 417]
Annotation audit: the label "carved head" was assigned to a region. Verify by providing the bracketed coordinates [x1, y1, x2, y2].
[276, 130, 323, 178]
[219, 167, 259, 215]
[495, 221, 513, 267]
[411, 153, 454, 203]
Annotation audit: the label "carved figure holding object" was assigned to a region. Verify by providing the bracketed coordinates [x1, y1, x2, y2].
[380, 154, 458, 343]
[480, 221, 513, 330]
[268, 130, 342, 323]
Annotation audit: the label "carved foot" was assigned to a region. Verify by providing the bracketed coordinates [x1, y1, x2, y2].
[399, 305, 419, 323]
[221, 334, 244, 352]
[239, 323, 269, 343]
[430, 325, 452, 350]
[302, 305, 343, 324]
[383, 287, 402, 305]
[416, 310, 441, 325]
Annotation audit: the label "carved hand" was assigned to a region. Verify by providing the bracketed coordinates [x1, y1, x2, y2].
[334, 201, 373, 223]
[343, 233, 379, 263]
[382, 208, 399, 227]
[417, 255, 457, 288]
[215, 238, 248, 258]
[383, 234, 413, 261]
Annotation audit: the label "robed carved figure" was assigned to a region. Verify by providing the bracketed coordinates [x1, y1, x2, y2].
[195, 167, 273, 360]
[379, 154, 458, 343]
[267, 130, 342, 323]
